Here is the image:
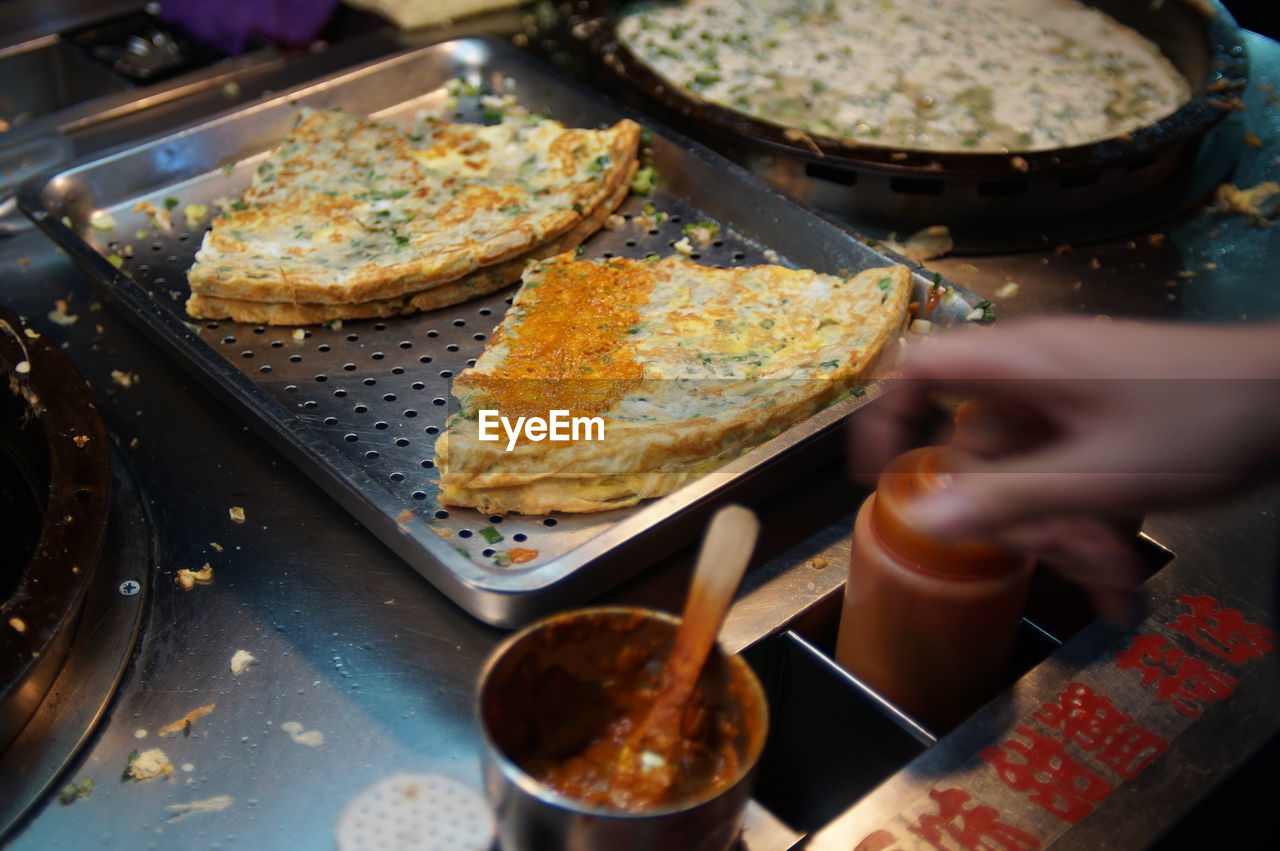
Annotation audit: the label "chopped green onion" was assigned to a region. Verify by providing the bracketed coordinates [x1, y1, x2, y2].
[632, 166, 660, 194]
[121, 751, 139, 782]
[58, 778, 94, 805]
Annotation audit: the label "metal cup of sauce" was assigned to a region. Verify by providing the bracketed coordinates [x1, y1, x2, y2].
[476, 606, 768, 851]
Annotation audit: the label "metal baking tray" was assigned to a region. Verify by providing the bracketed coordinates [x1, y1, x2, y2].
[20, 37, 985, 627]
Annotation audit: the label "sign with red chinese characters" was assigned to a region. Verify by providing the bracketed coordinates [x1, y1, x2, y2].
[855, 788, 1042, 851]
[833, 592, 1277, 850]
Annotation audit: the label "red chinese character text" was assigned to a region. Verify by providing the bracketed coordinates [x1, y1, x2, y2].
[1115, 633, 1238, 717]
[1035, 682, 1169, 778]
[906, 787, 1043, 850]
[1169, 594, 1276, 665]
[980, 726, 1112, 823]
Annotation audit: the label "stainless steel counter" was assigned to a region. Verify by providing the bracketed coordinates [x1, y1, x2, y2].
[1, 16, 1278, 851]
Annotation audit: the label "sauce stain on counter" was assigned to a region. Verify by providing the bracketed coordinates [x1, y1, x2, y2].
[158, 703, 217, 737]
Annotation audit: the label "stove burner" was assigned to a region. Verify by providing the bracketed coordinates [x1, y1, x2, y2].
[0, 307, 150, 837]
[0, 448, 151, 839]
[0, 408, 45, 603]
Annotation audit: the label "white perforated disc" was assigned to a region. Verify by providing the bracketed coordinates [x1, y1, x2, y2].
[335, 772, 495, 851]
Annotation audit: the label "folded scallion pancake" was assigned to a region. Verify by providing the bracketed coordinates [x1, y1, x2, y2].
[184, 171, 634, 325]
[436, 254, 912, 514]
[185, 107, 640, 319]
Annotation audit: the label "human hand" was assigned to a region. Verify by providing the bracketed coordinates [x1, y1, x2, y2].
[852, 317, 1280, 622]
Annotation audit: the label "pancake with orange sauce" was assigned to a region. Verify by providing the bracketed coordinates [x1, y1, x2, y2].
[435, 253, 912, 514]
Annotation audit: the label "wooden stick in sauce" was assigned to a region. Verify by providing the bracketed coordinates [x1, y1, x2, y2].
[608, 504, 760, 807]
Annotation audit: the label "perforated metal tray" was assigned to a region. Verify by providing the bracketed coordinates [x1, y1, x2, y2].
[20, 38, 984, 626]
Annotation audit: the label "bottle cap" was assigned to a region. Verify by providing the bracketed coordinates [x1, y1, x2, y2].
[871, 446, 1027, 576]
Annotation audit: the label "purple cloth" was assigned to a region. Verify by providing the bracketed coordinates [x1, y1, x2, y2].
[159, 0, 339, 55]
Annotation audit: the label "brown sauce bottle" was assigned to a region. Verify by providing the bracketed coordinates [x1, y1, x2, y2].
[834, 445, 1033, 733]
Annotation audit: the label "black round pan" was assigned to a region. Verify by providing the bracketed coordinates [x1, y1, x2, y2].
[577, 0, 1249, 249]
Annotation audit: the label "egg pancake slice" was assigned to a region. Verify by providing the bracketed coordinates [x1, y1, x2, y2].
[185, 107, 640, 314]
[435, 254, 912, 514]
[183, 173, 633, 325]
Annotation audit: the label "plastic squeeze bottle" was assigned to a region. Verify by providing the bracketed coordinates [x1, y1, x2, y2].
[834, 445, 1033, 732]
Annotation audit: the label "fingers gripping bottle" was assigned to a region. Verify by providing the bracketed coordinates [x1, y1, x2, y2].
[834, 446, 1033, 732]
